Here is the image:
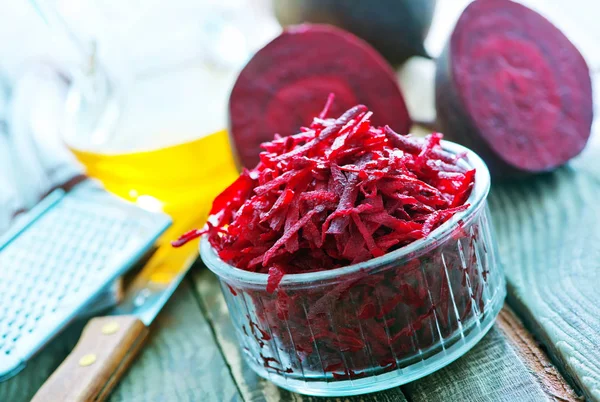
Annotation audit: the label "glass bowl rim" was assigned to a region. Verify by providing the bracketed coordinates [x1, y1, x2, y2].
[200, 140, 491, 286]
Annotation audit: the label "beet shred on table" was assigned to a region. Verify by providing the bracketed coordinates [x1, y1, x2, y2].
[174, 99, 488, 378]
[436, 0, 593, 176]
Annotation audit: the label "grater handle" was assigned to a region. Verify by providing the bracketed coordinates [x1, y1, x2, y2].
[31, 315, 149, 402]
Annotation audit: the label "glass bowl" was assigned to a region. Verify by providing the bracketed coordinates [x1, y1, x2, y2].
[200, 141, 506, 396]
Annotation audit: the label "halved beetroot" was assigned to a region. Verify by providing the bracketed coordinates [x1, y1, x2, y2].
[435, 0, 593, 176]
[229, 24, 412, 168]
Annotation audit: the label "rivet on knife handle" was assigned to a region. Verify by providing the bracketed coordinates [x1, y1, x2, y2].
[31, 315, 149, 402]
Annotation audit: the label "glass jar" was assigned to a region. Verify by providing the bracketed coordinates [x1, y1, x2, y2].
[29, 0, 280, 153]
[201, 141, 505, 396]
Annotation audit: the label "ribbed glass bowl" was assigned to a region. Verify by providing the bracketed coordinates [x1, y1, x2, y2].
[200, 141, 506, 396]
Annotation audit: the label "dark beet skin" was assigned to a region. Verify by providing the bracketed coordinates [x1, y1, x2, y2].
[273, 0, 437, 65]
[229, 24, 412, 169]
[435, 0, 593, 176]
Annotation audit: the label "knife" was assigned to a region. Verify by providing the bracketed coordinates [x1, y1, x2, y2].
[31, 241, 198, 402]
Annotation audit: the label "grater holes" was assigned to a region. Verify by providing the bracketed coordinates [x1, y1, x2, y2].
[1, 195, 167, 376]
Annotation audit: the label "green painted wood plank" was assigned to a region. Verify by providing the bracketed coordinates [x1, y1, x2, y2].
[404, 327, 546, 402]
[403, 308, 578, 402]
[488, 139, 600, 401]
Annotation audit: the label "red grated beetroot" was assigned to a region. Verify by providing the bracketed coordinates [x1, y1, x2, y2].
[180, 98, 486, 379]
[176, 97, 474, 276]
[435, 0, 593, 176]
[229, 24, 411, 168]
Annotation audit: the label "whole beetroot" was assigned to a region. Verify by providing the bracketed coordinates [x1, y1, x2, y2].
[435, 0, 593, 177]
[274, 0, 436, 65]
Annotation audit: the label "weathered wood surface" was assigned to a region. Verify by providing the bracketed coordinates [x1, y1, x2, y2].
[193, 268, 577, 402]
[489, 140, 600, 401]
[0, 281, 241, 402]
[404, 308, 579, 402]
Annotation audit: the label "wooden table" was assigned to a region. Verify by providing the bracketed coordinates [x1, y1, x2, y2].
[1, 1, 599, 401]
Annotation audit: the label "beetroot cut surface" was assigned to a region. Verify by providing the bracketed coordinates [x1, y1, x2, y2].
[229, 24, 412, 169]
[435, 0, 593, 176]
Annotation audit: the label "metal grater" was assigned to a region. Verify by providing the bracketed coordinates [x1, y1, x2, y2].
[0, 180, 171, 380]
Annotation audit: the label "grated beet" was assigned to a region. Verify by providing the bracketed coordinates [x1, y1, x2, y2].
[178, 98, 474, 274]
[436, 0, 593, 176]
[229, 24, 411, 168]
[180, 99, 481, 379]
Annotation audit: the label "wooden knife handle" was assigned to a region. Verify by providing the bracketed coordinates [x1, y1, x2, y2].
[32, 315, 149, 402]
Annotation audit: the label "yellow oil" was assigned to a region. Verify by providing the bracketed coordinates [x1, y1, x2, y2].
[70, 129, 239, 245]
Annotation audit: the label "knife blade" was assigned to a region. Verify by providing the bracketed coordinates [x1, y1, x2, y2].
[31, 240, 198, 402]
